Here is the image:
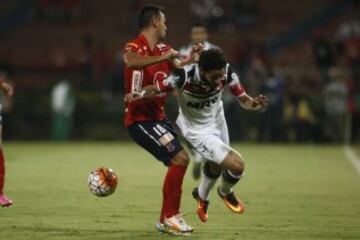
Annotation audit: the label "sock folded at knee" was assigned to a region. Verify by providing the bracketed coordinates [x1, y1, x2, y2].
[222, 169, 243, 183]
[219, 170, 244, 195]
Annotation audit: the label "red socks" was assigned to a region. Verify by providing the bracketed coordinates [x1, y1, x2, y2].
[0, 149, 5, 194]
[160, 164, 187, 223]
[160, 175, 168, 223]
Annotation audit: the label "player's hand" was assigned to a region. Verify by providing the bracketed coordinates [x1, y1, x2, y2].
[190, 43, 204, 54]
[163, 48, 179, 60]
[189, 43, 204, 62]
[253, 94, 268, 109]
[124, 91, 144, 102]
[0, 77, 14, 98]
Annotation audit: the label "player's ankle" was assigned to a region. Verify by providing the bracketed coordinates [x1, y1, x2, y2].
[219, 187, 231, 196]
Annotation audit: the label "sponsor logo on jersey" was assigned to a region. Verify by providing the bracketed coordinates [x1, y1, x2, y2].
[186, 96, 218, 109]
[159, 132, 174, 146]
[231, 72, 238, 81]
[131, 70, 143, 92]
[200, 145, 215, 158]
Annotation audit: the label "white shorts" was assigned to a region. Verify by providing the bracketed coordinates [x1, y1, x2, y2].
[176, 112, 232, 164]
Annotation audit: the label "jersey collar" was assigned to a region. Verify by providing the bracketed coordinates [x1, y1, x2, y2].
[138, 34, 155, 55]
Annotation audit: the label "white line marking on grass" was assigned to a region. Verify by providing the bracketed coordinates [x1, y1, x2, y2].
[344, 146, 360, 174]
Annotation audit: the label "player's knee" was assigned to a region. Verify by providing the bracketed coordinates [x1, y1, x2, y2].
[204, 161, 222, 179]
[229, 151, 245, 175]
[232, 160, 245, 175]
[171, 150, 190, 166]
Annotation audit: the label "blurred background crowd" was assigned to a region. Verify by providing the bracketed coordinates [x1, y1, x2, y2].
[0, 0, 359, 143]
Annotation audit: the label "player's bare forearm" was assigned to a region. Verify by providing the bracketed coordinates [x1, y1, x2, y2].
[142, 85, 160, 97]
[172, 58, 193, 68]
[0, 74, 14, 98]
[172, 43, 203, 68]
[124, 48, 179, 68]
[238, 94, 267, 110]
[124, 85, 160, 102]
[123, 52, 167, 68]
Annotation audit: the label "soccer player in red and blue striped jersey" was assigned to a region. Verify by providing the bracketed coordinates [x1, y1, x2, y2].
[122, 5, 201, 235]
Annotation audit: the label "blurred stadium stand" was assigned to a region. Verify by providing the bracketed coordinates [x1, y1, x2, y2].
[0, 0, 359, 142]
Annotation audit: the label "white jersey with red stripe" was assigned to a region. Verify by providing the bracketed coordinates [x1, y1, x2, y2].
[156, 63, 245, 163]
[157, 63, 245, 127]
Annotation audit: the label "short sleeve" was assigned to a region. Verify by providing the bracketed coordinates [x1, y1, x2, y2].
[123, 42, 140, 54]
[227, 65, 246, 97]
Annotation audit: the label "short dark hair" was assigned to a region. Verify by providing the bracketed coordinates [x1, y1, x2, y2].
[191, 21, 208, 30]
[198, 48, 227, 72]
[138, 5, 164, 30]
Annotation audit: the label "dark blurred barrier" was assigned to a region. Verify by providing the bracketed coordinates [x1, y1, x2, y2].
[2, 87, 126, 141]
[0, 86, 260, 141]
[267, 0, 353, 54]
[0, 0, 359, 143]
[0, 85, 357, 143]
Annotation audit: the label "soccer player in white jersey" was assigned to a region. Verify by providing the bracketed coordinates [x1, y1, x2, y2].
[179, 22, 217, 59]
[179, 22, 218, 180]
[125, 48, 267, 223]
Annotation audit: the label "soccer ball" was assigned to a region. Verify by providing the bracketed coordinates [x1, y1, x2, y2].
[88, 167, 118, 197]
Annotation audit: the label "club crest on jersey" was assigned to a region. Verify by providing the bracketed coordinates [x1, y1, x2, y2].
[165, 143, 176, 152]
[187, 96, 218, 109]
[231, 72, 238, 81]
[153, 71, 168, 97]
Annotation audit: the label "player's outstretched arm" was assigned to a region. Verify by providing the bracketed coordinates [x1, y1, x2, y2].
[238, 93, 267, 111]
[0, 74, 14, 98]
[124, 85, 160, 102]
[123, 48, 178, 69]
[172, 43, 203, 68]
[124, 69, 181, 102]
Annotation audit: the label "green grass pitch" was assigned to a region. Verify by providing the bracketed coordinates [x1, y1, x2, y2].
[1, 142, 360, 240]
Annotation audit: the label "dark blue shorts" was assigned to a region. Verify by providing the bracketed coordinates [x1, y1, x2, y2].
[127, 120, 183, 166]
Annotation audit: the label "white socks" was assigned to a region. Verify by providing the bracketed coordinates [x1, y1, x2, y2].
[198, 171, 217, 201]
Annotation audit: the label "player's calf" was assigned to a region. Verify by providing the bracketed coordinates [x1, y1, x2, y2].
[218, 150, 245, 213]
[193, 161, 221, 222]
[162, 150, 190, 222]
[219, 151, 245, 194]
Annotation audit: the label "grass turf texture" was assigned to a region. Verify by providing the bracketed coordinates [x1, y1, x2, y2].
[1, 142, 360, 240]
